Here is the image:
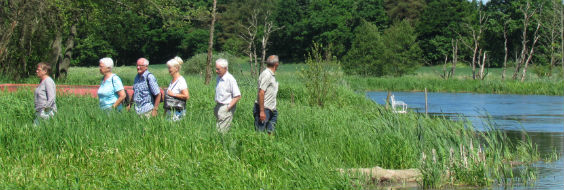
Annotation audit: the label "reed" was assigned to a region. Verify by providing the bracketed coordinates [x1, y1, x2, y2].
[0, 64, 539, 189]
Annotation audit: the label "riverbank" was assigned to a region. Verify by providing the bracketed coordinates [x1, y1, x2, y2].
[347, 66, 564, 96]
[0, 64, 540, 188]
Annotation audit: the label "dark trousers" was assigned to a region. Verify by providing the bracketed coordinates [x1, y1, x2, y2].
[253, 103, 278, 133]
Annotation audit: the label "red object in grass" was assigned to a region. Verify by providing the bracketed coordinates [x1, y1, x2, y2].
[0, 83, 134, 98]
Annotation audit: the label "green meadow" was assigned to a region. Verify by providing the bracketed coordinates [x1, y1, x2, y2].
[0, 64, 540, 188]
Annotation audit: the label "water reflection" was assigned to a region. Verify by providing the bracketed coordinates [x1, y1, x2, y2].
[366, 91, 564, 189]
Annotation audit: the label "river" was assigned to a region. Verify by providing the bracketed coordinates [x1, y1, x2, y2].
[366, 91, 564, 189]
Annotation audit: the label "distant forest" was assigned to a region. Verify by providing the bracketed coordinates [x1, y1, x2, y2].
[1, 0, 563, 79]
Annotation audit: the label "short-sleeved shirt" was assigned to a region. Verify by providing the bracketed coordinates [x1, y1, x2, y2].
[215, 72, 241, 105]
[256, 68, 278, 110]
[168, 76, 188, 94]
[133, 70, 160, 114]
[98, 74, 124, 110]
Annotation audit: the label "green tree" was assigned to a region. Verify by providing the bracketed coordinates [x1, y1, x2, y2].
[416, 0, 472, 64]
[344, 20, 421, 76]
[384, 0, 426, 21]
[0, 0, 59, 79]
[381, 20, 422, 76]
[343, 20, 384, 76]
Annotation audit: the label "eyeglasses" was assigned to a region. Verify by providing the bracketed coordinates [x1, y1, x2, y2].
[136, 65, 147, 68]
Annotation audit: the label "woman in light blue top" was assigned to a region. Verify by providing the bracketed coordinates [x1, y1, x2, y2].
[97, 57, 126, 111]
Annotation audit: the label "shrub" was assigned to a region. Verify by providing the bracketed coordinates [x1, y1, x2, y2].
[299, 43, 343, 107]
[531, 64, 552, 78]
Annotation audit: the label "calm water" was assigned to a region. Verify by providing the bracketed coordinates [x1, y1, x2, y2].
[367, 91, 564, 189]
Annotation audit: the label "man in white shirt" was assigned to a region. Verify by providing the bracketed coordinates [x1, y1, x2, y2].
[214, 58, 241, 133]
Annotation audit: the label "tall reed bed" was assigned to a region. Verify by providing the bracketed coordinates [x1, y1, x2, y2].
[347, 75, 563, 96]
[0, 65, 538, 188]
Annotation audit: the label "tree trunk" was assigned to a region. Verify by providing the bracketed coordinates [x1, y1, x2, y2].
[261, 35, 267, 72]
[253, 47, 258, 77]
[451, 39, 457, 78]
[514, 2, 532, 80]
[521, 22, 541, 82]
[476, 49, 482, 79]
[58, 23, 76, 79]
[49, 32, 63, 78]
[502, 24, 508, 80]
[549, 23, 556, 77]
[472, 44, 477, 80]
[204, 0, 217, 85]
[479, 51, 487, 80]
[247, 44, 254, 76]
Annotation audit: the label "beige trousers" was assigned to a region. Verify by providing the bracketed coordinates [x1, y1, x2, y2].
[214, 103, 236, 134]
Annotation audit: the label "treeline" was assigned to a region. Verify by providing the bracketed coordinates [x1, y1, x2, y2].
[1, 0, 563, 80]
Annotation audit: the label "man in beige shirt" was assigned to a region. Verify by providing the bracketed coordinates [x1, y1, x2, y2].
[214, 58, 241, 134]
[254, 55, 279, 134]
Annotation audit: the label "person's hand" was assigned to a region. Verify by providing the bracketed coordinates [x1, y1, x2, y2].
[151, 109, 158, 117]
[259, 111, 266, 122]
[126, 104, 131, 111]
[167, 90, 175, 97]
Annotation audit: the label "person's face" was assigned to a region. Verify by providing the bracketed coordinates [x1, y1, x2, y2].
[36, 65, 46, 78]
[99, 62, 110, 75]
[137, 60, 147, 75]
[215, 63, 226, 77]
[168, 65, 177, 75]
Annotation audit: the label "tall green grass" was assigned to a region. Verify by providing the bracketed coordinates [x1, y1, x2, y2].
[0, 64, 538, 188]
[347, 66, 564, 96]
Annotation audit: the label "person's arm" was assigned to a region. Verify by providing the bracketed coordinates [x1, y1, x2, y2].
[112, 76, 126, 109]
[113, 90, 126, 109]
[227, 78, 241, 111]
[126, 89, 133, 111]
[45, 79, 57, 109]
[228, 95, 241, 111]
[167, 88, 189, 100]
[148, 74, 161, 117]
[152, 92, 161, 116]
[258, 89, 266, 122]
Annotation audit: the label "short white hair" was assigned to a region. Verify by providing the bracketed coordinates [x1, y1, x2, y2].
[166, 56, 183, 68]
[99, 57, 114, 69]
[138, 58, 149, 66]
[216, 58, 228, 68]
[266, 55, 279, 67]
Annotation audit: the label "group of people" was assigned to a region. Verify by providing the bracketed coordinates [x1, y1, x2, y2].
[33, 55, 280, 134]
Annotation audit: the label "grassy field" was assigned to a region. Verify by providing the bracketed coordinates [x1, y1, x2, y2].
[347, 65, 564, 96]
[0, 63, 540, 188]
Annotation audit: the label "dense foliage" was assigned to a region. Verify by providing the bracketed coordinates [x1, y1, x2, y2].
[2, 0, 564, 79]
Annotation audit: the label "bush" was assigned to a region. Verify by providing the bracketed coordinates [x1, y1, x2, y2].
[299, 43, 343, 107]
[531, 64, 552, 78]
[183, 52, 246, 75]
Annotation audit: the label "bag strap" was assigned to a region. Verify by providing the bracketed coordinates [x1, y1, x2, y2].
[146, 72, 154, 98]
[169, 77, 180, 92]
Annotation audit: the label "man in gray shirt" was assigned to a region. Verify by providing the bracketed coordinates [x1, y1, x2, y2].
[254, 55, 279, 134]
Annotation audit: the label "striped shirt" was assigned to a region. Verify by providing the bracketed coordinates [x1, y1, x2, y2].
[133, 71, 160, 114]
